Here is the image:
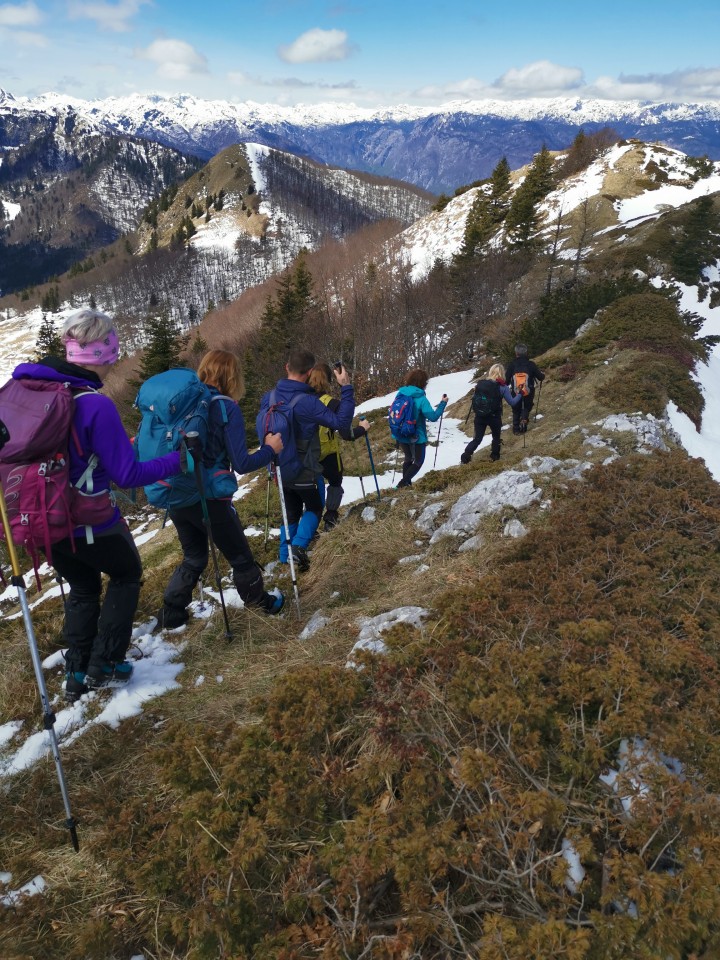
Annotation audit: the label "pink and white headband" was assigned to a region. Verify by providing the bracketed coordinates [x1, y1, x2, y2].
[65, 329, 120, 366]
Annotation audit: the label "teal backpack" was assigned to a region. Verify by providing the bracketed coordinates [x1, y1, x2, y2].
[135, 368, 237, 508]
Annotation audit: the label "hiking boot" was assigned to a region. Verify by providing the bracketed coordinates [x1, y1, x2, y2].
[86, 659, 134, 689]
[460, 452, 472, 465]
[85, 662, 114, 690]
[323, 513, 339, 531]
[152, 605, 189, 633]
[512, 427, 522, 435]
[490, 453, 500, 462]
[65, 671, 88, 703]
[112, 660, 134, 683]
[263, 588, 285, 615]
[291, 545, 310, 572]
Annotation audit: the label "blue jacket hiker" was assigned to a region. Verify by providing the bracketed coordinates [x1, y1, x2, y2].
[9, 308, 181, 703]
[392, 369, 447, 488]
[155, 350, 285, 630]
[460, 363, 522, 465]
[258, 348, 354, 572]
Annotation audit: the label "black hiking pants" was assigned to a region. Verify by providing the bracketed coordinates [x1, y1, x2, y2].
[51, 521, 143, 674]
[513, 393, 534, 431]
[465, 413, 502, 459]
[163, 499, 264, 619]
[320, 452, 344, 523]
[397, 442, 426, 487]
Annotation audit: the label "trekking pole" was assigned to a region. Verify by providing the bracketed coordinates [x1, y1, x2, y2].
[263, 467, 272, 549]
[350, 440, 368, 501]
[364, 432, 381, 501]
[0, 419, 80, 851]
[274, 463, 301, 618]
[391, 442, 399, 486]
[534, 380, 543, 422]
[464, 403, 473, 427]
[432, 412, 444, 469]
[185, 433, 233, 641]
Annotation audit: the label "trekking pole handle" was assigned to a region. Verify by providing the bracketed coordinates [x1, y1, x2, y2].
[0, 418, 9, 453]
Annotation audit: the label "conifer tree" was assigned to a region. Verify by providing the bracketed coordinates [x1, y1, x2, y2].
[34, 313, 64, 359]
[671, 195, 719, 284]
[136, 311, 187, 383]
[505, 145, 555, 247]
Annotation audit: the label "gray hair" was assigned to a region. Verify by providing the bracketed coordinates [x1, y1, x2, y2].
[62, 308, 115, 346]
[515, 343, 529, 358]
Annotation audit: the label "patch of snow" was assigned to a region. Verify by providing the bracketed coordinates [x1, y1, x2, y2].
[0, 721, 23, 749]
[561, 839, 585, 894]
[194, 675, 205, 687]
[1, 632, 184, 777]
[133, 529, 158, 547]
[600, 737, 684, 816]
[2, 200, 21, 221]
[1, 874, 46, 907]
[661, 274, 720, 481]
[617, 171, 720, 224]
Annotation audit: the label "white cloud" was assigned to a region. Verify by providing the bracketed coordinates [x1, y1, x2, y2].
[135, 38, 209, 80]
[590, 75, 665, 101]
[0, 1, 42, 26]
[493, 60, 584, 96]
[590, 68, 720, 101]
[68, 0, 149, 33]
[413, 61, 583, 102]
[4, 26, 46, 45]
[279, 27, 353, 64]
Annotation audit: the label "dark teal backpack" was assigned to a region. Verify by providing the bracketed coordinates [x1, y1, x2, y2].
[135, 368, 237, 508]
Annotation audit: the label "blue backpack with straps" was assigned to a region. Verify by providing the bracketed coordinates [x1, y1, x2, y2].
[388, 392, 418, 441]
[256, 388, 306, 484]
[135, 368, 238, 508]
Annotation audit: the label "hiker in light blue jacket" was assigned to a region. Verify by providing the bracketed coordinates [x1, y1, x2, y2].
[394, 369, 447, 488]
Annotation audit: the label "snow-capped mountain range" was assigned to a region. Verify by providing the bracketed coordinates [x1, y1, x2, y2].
[3, 90, 720, 193]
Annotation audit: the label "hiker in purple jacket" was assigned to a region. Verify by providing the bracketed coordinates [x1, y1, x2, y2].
[12, 308, 181, 702]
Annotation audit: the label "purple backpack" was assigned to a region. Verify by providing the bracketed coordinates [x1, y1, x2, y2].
[0, 377, 109, 583]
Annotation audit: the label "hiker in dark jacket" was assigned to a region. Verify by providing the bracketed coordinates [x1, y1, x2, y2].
[308, 362, 369, 530]
[393, 369, 447, 488]
[156, 350, 285, 629]
[504, 343, 545, 434]
[460, 363, 522, 464]
[11, 308, 182, 702]
[260, 348, 354, 571]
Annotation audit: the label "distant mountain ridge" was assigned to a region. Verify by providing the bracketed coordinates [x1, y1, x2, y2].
[4, 90, 720, 192]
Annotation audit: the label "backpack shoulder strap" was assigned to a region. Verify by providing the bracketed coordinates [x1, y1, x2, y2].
[211, 394, 231, 424]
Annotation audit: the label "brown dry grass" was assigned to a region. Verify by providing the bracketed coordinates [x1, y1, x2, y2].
[0, 331, 692, 959]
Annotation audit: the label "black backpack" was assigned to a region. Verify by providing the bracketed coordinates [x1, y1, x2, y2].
[471, 379, 502, 417]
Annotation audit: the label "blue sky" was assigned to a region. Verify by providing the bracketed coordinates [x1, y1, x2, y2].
[1, 0, 719, 105]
